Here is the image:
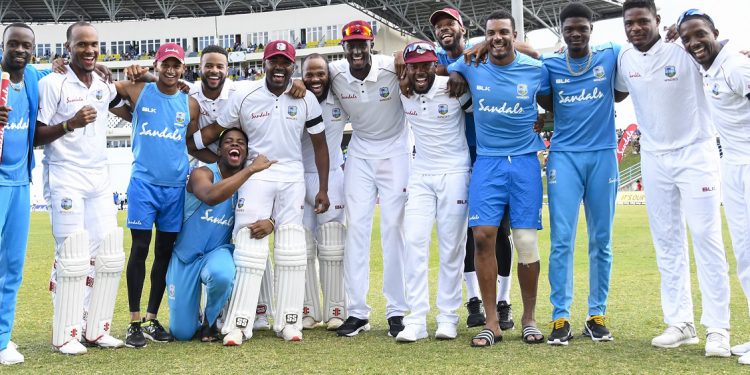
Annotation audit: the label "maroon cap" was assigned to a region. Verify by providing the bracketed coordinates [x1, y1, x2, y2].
[429, 7, 464, 28]
[264, 40, 296, 62]
[155, 43, 185, 63]
[403, 41, 438, 64]
[342, 20, 375, 42]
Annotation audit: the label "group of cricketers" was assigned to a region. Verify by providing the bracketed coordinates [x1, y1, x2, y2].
[0, 0, 749, 367]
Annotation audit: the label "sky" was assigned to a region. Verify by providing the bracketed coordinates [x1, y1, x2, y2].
[525, 0, 747, 129]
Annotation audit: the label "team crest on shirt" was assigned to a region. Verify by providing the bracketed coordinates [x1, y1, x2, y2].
[94, 89, 103, 101]
[548, 169, 557, 184]
[664, 66, 678, 81]
[61, 197, 73, 211]
[175, 112, 186, 127]
[168, 284, 175, 299]
[516, 84, 528, 99]
[593, 65, 606, 81]
[287, 105, 298, 118]
[437, 104, 449, 116]
[237, 198, 245, 209]
[712, 83, 720, 96]
[332, 107, 342, 119]
[379, 86, 390, 100]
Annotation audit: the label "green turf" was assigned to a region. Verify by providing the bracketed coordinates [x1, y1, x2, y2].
[5, 206, 748, 374]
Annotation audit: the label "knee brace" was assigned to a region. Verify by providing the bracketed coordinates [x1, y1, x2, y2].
[512, 228, 540, 265]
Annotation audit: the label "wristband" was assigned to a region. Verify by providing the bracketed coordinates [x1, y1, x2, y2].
[62, 121, 73, 133]
[193, 130, 206, 150]
[268, 218, 275, 230]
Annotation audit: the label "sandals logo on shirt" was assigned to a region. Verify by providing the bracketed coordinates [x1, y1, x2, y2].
[175, 112, 186, 127]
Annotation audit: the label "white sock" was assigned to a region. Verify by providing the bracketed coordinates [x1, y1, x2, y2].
[497, 275, 511, 304]
[463, 272, 480, 299]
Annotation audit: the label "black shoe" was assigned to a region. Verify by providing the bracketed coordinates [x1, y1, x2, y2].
[141, 318, 174, 342]
[582, 315, 613, 342]
[387, 316, 405, 338]
[547, 318, 573, 346]
[497, 301, 515, 331]
[200, 320, 220, 343]
[466, 297, 486, 328]
[336, 317, 371, 337]
[125, 321, 147, 348]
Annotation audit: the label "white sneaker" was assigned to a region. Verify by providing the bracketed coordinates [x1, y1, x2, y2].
[732, 340, 750, 356]
[395, 324, 427, 343]
[435, 323, 458, 340]
[56, 339, 87, 355]
[651, 323, 699, 348]
[0, 342, 24, 365]
[739, 352, 750, 365]
[92, 334, 124, 349]
[302, 316, 319, 330]
[705, 328, 731, 357]
[278, 326, 303, 342]
[253, 315, 270, 330]
[222, 329, 245, 346]
[326, 317, 344, 331]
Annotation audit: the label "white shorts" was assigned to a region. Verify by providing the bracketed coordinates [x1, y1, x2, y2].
[303, 168, 345, 231]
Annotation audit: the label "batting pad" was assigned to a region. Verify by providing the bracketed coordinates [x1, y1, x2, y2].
[85, 227, 125, 342]
[53, 230, 90, 348]
[273, 224, 307, 333]
[257, 257, 274, 319]
[303, 227, 322, 322]
[222, 228, 268, 338]
[317, 222, 346, 322]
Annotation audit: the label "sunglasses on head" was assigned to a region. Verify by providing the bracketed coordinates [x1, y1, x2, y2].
[403, 42, 436, 59]
[343, 24, 373, 38]
[677, 8, 715, 28]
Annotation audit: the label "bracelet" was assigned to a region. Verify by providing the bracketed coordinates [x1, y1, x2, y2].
[62, 121, 73, 133]
[193, 130, 206, 150]
[268, 217, 275, 230]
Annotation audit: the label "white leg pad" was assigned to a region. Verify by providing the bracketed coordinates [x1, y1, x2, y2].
[85, 227, 125, 342]
[53, 231, 90, 348]
[317, 222, 346, 322]
[303, 228, 322, 322]
[256, 257, 274, 321]
[222, 228, 268, 339]
[273, 224, 307, 333]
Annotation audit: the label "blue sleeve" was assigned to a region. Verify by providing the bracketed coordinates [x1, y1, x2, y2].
[447, 59, 466, 75]
[538, 62, 551, 96]
[38, 69, 52, 79]
[611, 42, 622, 59]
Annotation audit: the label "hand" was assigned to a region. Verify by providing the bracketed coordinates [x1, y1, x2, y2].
[125, 65, 150, 82]
[399, 74, 412, 98]
[533, 114, 545, 133]
[447, 72, 468, 98]
[0, 105, 11, 125]
[94, 64, 113, 83]
[463, 40, 488, 66]
[177, 80, 191, 93]
[247, 154, 276, 173]
[663, 24, 678, 43]
[69, 105, 97, 129]
[248, 219, 274, 239]
[741, 50, 750, 58]
[51, 58, 68, 74]
[394, 50, 406, 79]
[287, 79, 306, 99]
[314, 191, 330, 214]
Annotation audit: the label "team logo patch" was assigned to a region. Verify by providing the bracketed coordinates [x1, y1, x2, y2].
[276, 42, 286, 51]
[288, 105, 298, 117]
[168, 284, 175, 298]
[61, 197, 73, 211]
[332, 107, 342, 119]
[256, 305, 267, 314]
[593, 65, 605, 79]
[379, 87, 390, 98]
[438, 104, 449, 115]
[517, 84, 528, 97]
[236, 317, 249, 329]
[548, 169, 557, 184]
[175, 112, 186, 126]
[237, 198, 245, 209]
[712, 83, 720, 96]
[664, 65, 676, 78]
[285, 314, 298, 324]
[95, 90, 103, 101]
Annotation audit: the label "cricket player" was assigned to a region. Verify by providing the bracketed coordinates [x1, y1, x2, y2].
[114, 43, 201, 348]
[167, 128, 274, 341]
[300, 53, 347, 331]
[448, 10, 546, 347]
[190, 40, 329, 345]
[396, 41, 471, 342]
[0, 23, 50, 365]
[536, 2, 629, 345]
[678, 9, 750, 364]
[329, 20, 409, 338]
[35, 21, 129, 354]
[617, 0, 731, 356]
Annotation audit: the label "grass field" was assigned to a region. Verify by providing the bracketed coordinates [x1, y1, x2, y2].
[4, 206, 749, 374]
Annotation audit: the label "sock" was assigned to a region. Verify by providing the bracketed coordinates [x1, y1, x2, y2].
[463, 271, 479, 300]
[497, 275, 511, 304]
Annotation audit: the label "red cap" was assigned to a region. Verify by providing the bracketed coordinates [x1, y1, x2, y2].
[342, 20, 375, 42]
[429, 7, 464, 28]
[155, 43, 185, 63]
[403, 41, 438, 64]
[264, 40, 296, 62]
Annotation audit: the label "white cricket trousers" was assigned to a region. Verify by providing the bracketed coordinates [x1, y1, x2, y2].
[303, 168, 346, 230]
[343, 154, 409, 319]
[721, 161, 750, 316]
[402, 172, 469, 327]
[641, 139, 730, 329]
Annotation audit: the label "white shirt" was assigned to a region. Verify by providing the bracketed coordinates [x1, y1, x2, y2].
[38, 69, 118, 169]
[617, 38, 715, 153]
[301, 90, 348, 172]
[329, 54, 408, 159]
[400, 76, 471, 174]
[701, 42, 750, 165]
[217, 80, 323, 182]
[188, 79, 244, 153]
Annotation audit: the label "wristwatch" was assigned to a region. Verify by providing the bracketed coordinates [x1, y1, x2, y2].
[62, 121, 73, 133]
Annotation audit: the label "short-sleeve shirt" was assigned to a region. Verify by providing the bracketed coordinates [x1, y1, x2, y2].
[188, 79, 243, 154]
[539, 42, 624, 151]
[0, 82, 30, 185]
[448, 52, 546, 156]
[436, 40, 476, 148]
[301, 91, 348, 172]
[217, 80, 323, 182]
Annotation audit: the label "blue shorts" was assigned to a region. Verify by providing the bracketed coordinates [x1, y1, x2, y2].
[127, 177, 184, 232]
[468, 154, 542, 229]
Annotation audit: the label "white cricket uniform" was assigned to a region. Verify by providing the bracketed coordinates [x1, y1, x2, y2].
[700, 43, 750, 314]
[188, 79, 240, 155]
[400, 76, 471, 327]
[38, 69, 119, 318]
[329, 54, 409, 320]
[217, 80, 324, 234]
[617, 38, 729, 328]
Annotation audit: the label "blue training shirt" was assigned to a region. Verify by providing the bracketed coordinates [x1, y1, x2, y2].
[131, 82, 190, 187]
[173, 163, 235, 264]
[0, 83, 30, 185]
[448, 52, 546, 157]
[539, 42, 622, 151]
[436, 40, 476, 148]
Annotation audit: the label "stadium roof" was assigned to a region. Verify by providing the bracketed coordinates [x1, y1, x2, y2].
[2, 0, 623, 40]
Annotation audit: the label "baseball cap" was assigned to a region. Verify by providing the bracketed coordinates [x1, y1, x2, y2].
[403, 41, 438, 64]
[155, 43, 185, 63]
[264, 40, 296, 62]
[429, 7, 464, 28]
[342, 20, 375, 42]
